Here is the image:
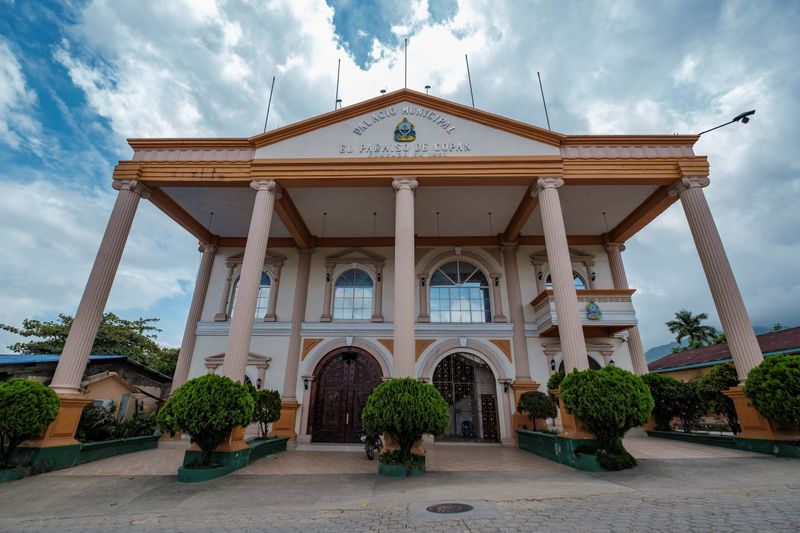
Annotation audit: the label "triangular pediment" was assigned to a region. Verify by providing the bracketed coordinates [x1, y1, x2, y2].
[326, 247, 384, 262]
[252, 89, 563, 159]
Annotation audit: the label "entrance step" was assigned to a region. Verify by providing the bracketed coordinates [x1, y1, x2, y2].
[295, 443, 363, 452]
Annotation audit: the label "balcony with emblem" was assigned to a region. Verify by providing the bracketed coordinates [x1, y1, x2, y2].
[529, 289, 638, 337]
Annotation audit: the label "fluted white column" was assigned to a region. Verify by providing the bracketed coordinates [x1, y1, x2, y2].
[605, 243, 648, 375]
[282, 249, 313, 399]
[264, 263, 281, 321]
[671, 177, 763, 380]
[371, 263, 384, 322]
[502, 245, 532, 380]
[393, 178, 418, 377]
[536, 177, 589, 372]
[320, 262, 334, 321]
[490, 273, 507, 322]
[50, 180, 150, 394]
[214, 262, 236, 321]
[222, 180, 278, 381]
[171, 243, 217, 393]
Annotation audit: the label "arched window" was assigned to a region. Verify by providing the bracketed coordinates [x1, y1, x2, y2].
[229, 270, 271, 318]
[545, 271, 587, 290]
[429, 261, 491, 323]
[333, 268, 374, 320]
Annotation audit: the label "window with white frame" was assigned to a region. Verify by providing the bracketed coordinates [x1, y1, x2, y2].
[545, 271, 587, 290]
[333, 268, 374, 320]
[429, 260, 491, 323]
[229, 270, 271, 318]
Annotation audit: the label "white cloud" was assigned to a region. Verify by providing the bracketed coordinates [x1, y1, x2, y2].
[0, 38, 42, 152]
[0, 179, 196, 351]
[3, 0, 798, 354]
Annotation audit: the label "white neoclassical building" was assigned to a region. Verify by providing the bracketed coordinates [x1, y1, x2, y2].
[37, 89, 765, 449]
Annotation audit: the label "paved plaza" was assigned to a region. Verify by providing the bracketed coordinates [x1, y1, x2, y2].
[1, 436, 798, 532]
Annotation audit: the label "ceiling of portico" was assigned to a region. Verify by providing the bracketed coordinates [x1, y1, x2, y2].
[522, 185, 660, 236]
[160, 183, 663, 241]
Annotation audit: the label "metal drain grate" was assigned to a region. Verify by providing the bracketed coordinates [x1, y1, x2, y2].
[426, 503, 474, 514]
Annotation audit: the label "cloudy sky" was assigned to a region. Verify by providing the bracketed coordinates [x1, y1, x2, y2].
[1, 0, 798, 354]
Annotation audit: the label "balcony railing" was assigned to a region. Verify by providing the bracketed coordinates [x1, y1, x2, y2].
[530, 289, 638, 337]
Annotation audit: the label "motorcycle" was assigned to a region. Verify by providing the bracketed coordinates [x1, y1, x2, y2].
[360, 431, 383, 460]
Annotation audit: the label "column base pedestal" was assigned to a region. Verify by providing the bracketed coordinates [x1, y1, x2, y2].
[553, 389, 595, 440]
[21, 394, 92, 449]
[511, 379, 542, 431]
[270, 399, 300, 444]
[724, 385, 800, 441]
[382, 435, 426, 456]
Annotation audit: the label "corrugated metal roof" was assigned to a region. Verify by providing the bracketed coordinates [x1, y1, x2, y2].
[0, 354, 127, 365]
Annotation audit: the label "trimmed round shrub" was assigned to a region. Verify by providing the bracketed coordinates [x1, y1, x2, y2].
[249, 387, 282, 439]
[157, 374, 254, 466]
[517, 391, 557, 431]
[361, 378, 449, 468]
[0, 378, 60, 468]
[641, 373, 683, 431]
[744, 354, 800, 426]
[560, 366, 653, 470]
[697, 363, 740, 433]
[546, 371, 565, 403]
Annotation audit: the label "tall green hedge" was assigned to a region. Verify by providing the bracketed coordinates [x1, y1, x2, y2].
[641, 373, 682, 431]
[744, 354, 800, 426]
[157, 374, 254, 466]
[697, 363, 740, 433]
[0, 378, 60, 468]
[361, 378, 449, 466]
[560, 366, 653, 470]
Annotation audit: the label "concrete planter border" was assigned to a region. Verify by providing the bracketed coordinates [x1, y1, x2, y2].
[0, 467, 27, 483]
[178, 436, 289, 483]
[646, 429, 799, 457]
[517, 429, 607, 472]
[646, 430, 737, 449]
[378, 455, 426, 478]
[78, 434, 160, 464]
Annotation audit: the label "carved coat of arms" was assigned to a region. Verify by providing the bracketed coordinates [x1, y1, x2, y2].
[394, 118, 416, 142]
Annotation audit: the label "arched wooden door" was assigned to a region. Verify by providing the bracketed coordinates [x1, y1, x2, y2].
[310, 347, 383, 443]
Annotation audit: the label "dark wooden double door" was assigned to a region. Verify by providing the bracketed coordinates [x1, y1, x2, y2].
[311, 347, 383, 443]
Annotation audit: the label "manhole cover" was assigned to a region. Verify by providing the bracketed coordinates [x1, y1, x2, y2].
[426, 503, 474, 514]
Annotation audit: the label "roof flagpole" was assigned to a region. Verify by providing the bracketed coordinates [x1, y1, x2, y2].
[334, 58, 341, 110]
[404, 38, 408, 89]
[537, 71, 551, 130]
[263, 75, 275, 133]
[465, 54, 475, 108]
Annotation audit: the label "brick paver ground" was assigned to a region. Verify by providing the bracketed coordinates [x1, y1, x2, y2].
[1, 436, 797, 532]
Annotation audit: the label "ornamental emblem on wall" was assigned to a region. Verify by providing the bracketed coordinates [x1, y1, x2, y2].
[394, 118, 416, 142]
[586, 300, 602, 321]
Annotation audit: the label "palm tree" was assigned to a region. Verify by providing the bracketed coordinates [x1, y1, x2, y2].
[666, 309, 719, 347]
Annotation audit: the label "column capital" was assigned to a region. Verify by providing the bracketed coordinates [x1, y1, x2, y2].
[298, 247, 315, 256]
[198, 243, 218, 254]
[112, 179, 151, 199]
[533, 176, 564, 194]
[392, 177, 418, 191]
[500, 243, 519, 253]
[668, 176, 710, 197]
[604, 242, 626, 253]
[250, 179, 278, 193]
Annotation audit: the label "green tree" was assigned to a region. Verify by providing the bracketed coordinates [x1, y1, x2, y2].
[361, 378, 449, 468]
[696, 363, 740, 434]
[673, 381, 704, 433]
[0, 378, 60, 468]
[560, 366, 653, 470]
[641, 373, 683, 431]
[666, 309, 718, 347]
[249, 387, 282, 439]
[157, 374, 254, 466]
[744, 354, 800, 426]
[0, 313, 179, 376]
[517, 391, 557, 431]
